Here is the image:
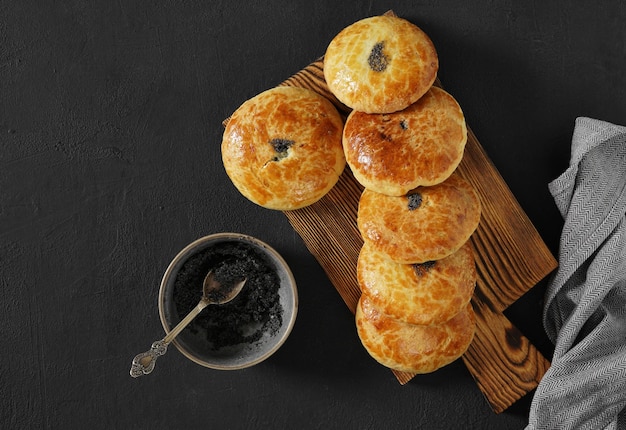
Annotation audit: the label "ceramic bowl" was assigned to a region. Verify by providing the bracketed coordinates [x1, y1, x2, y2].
[158, 233, 298, 370]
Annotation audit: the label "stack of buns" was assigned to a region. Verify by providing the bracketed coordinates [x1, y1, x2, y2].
[221, 14, 481, 375]
[323, 15, 482, 374]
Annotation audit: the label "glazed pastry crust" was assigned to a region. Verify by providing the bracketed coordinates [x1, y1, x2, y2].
[356, 296, 476, 374]
[222, 87, 345, 210]
[357, 173, 481, 264]
[343, 86, 467, 196]
[357, 241, 476, 325]
[324, 15, 438, 114]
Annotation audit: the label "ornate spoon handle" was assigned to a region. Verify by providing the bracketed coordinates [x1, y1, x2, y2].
[130, 301, 208, 378]
[130, 340, 168, 377]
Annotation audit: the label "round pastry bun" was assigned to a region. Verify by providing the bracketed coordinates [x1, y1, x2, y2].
[222, 86, 345, 210]
[356, 295, 475, 374]
[357, 241, 476, 326]
[343, 86, 467, 196]
[323, 15, 438, 114]
[357, 173, 481, 264]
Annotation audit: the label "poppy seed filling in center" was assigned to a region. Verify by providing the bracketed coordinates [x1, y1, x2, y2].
[413, 260, 436, 277]
[269, 138, 295, 161]
[407, 192, 423, 210]
[270, 138, 295, 153]
[368, 41, 389, 72]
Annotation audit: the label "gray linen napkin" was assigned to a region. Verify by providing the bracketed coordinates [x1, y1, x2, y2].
[527, 117, 626, 430]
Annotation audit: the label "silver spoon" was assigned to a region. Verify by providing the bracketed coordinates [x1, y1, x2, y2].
[130, 270, 247, 377]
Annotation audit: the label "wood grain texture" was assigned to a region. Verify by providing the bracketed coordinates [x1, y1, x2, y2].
[456, 126, 558, 312]
[464, 290, 551, 413]
[223, 56, 557, 414]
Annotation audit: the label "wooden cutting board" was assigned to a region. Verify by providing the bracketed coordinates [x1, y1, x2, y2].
[223, 58, 557, 414]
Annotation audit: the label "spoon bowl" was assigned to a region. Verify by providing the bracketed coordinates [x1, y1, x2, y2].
[202, 271, 246, 306]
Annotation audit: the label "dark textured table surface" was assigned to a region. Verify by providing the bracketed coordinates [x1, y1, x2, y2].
[3, 1, 626, 428]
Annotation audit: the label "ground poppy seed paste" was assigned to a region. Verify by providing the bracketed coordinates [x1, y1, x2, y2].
[172, 240, 283, 350]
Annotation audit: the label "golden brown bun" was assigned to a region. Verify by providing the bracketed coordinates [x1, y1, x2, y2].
[324, 15, 438, 114]
[356, 295, 475, 373]
[357, 241, 476, 325]
[357, 173, 481, 264]
[222, 87, 345, 210]
[343, 86, 467, 196]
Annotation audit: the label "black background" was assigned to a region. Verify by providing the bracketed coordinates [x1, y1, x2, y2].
[3, 1, 625, 428]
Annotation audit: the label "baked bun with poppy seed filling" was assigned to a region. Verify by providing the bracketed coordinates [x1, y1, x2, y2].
[357, 173, 481, 264]
[343, 86, 467, 196]
[357, 241, 476, 326]
[323, 15, 438, 114]
[222, 87, 345, 210]
[355, 295, 476, 374]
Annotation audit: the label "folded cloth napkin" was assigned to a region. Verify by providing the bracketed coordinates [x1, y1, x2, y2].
[527, 117, 626, 430]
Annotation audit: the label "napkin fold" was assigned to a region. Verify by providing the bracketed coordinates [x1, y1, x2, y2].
[527, 117, 626, 430]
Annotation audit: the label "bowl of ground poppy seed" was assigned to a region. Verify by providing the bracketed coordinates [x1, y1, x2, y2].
[158, 233, 298, 370]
